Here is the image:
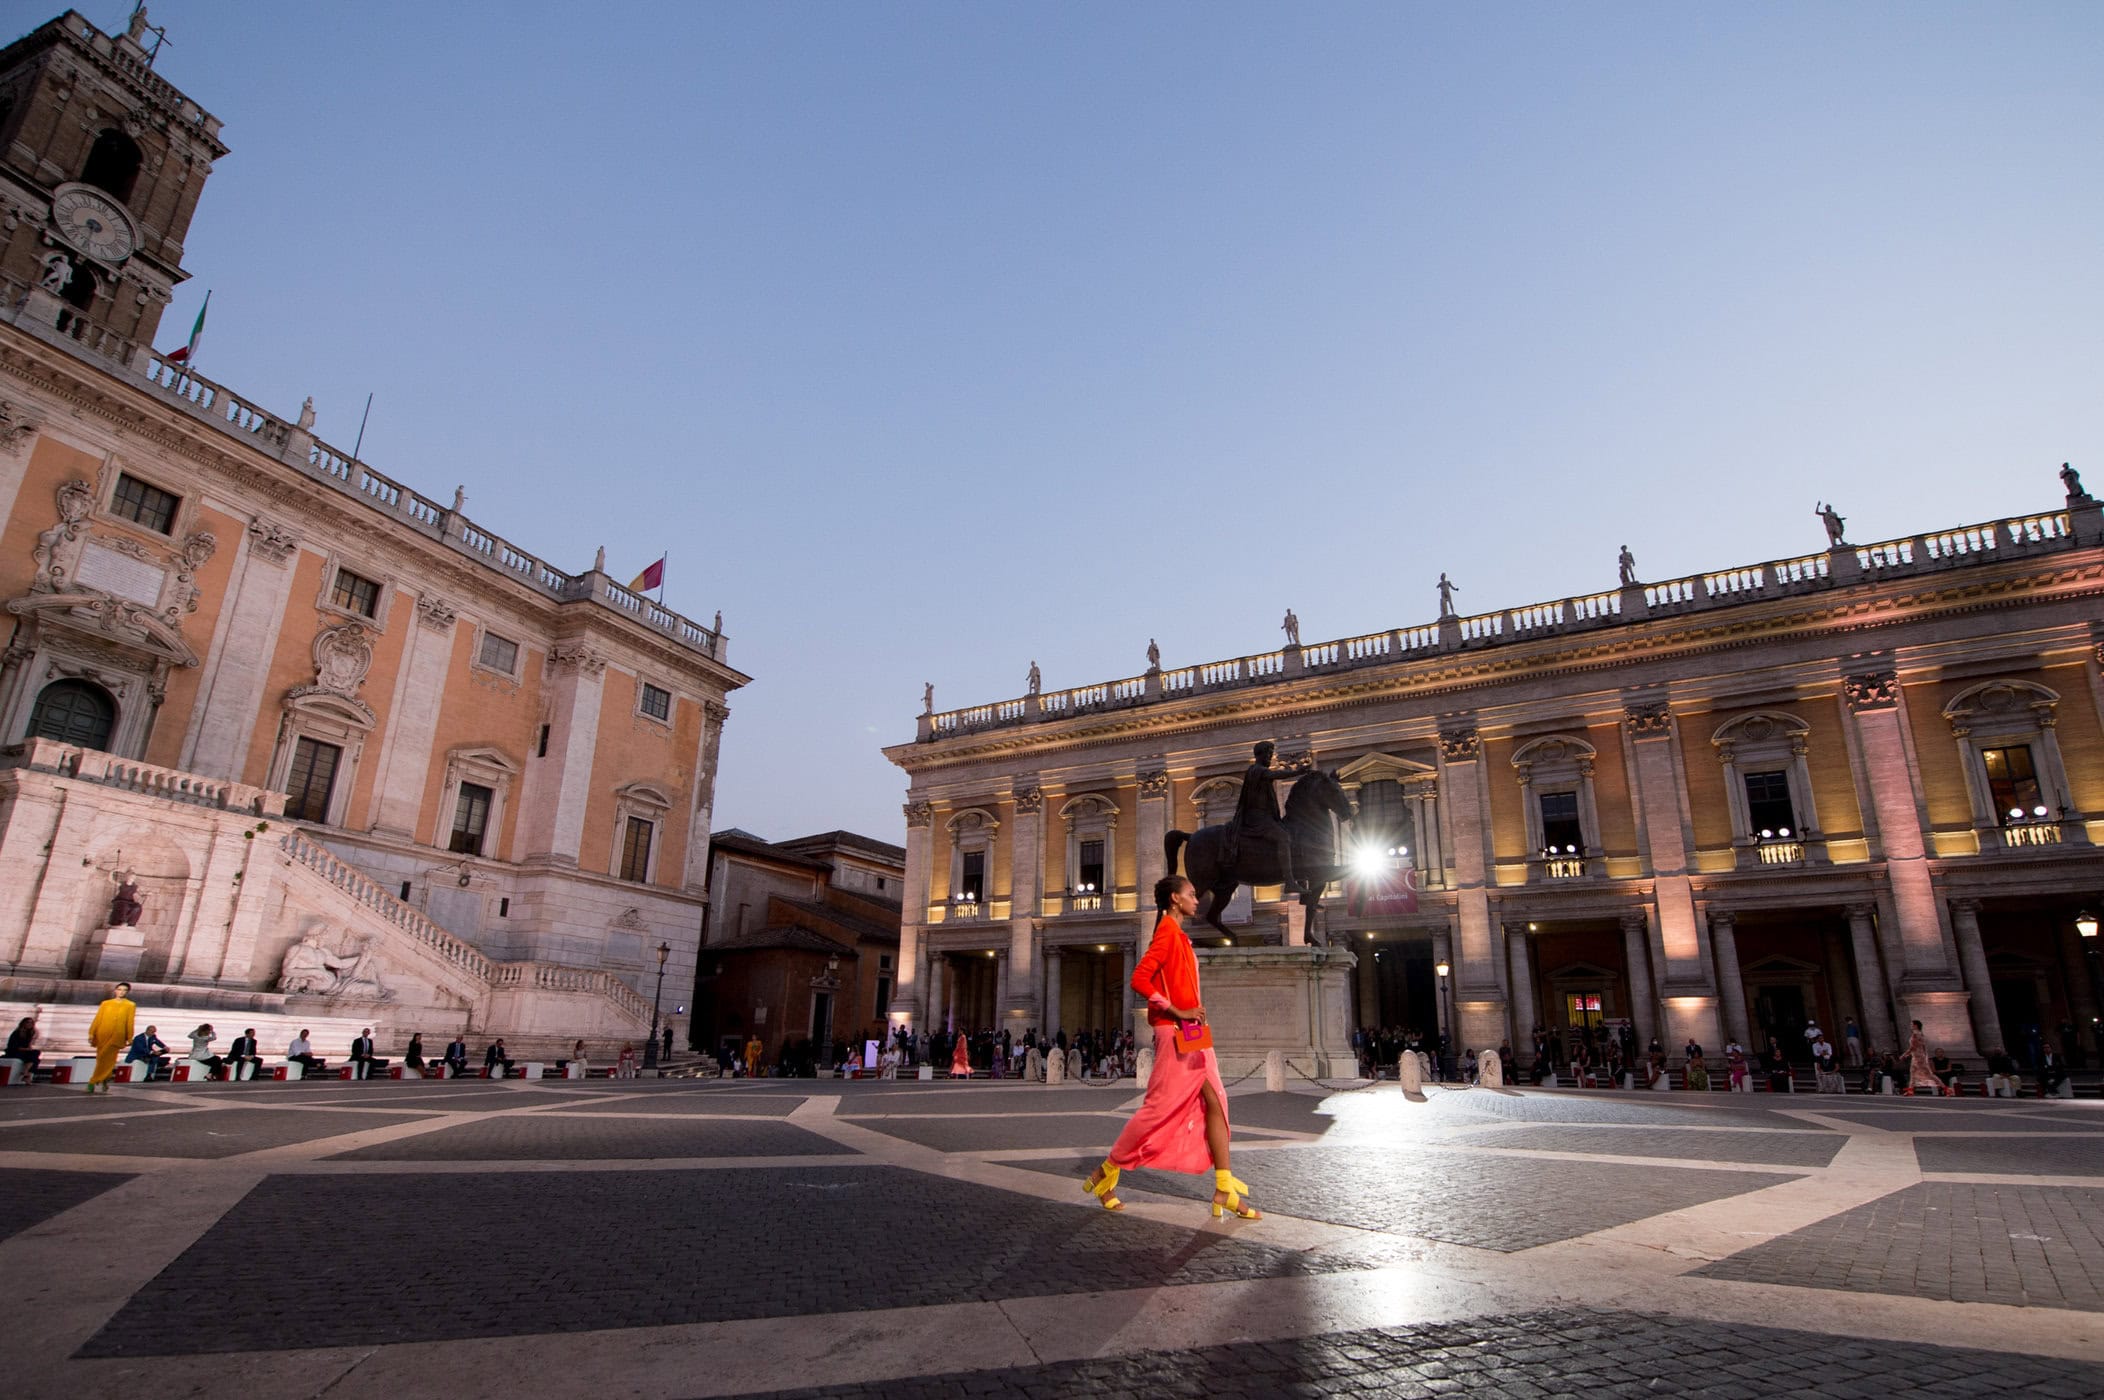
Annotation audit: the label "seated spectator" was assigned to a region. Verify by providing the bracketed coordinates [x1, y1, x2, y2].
[186, 1024, 225, 1079]
[404, 1034, 427, 1075]
[227, 1028, 263, 1081]
[1685, 1052, 1710, 1092]
[1814, 1039, 1846, 1094]
[556, 1039, 587, 1074]
[2039, 1046, 2069, 1099]
[1870, 1050, 1901, 1095]
[1984, 1049, 2022, 1098]
[443, 1035, 469, 1077]
[126, 1025, 172, 1079]
[1930, 1051, 1961, 1092]
[484, 1039, 513, 1077]
[1462, 1048, 1478, 1084]
[287, 1030, 325, 1075]
[349, 1028, 388, 1078]
[1761, 1037, 1791, 1092]
[617, 1044, 639, 1079]
[1643, 1052, 1669, 1090]
[6, 1016, 42, 1075]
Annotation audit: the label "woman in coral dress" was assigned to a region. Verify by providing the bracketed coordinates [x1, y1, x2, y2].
[950, 1031, 972, 1079]
[1903, 1019, 1948, 1096]
[1083, 875, 1260, 1221]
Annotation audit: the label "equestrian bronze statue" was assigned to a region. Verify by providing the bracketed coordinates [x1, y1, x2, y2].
[1165, 744, 1356, 944]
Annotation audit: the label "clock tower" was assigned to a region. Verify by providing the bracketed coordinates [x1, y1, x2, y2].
[0, 7, 226, 349]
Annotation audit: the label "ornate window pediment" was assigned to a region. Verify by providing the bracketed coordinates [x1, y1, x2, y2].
[1709, 711, 1824, 867]
[1939, 679, 2081, 848]
[1510, 733, 1602, 878]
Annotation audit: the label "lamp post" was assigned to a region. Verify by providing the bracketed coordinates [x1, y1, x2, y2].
[644, 940, 670, 1072]
[2079, 909, 2100, 1065]
[1434, 959, 1451, 1081]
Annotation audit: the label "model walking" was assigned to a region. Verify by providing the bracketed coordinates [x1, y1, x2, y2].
[1083, 875, 1260, 1221]
[1902, 1019, 1949, 1096]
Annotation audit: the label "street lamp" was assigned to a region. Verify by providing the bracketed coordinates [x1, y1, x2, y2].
[1434, 959, 1451, 1081]
[2079, 911, 2101, 1063]
[643, 940, 671, 1072]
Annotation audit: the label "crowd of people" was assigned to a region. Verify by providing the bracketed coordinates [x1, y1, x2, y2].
[713, 1024, 1142, 1081]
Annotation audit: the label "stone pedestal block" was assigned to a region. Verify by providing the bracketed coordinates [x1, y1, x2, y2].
[1197, 945, 1355, 1079]
[87, 924, 147, 982]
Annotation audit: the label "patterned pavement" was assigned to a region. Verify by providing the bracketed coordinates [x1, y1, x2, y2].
[0, 1075, 2097, 1398]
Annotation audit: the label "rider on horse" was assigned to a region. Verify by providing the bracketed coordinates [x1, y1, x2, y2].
[1233, 741, 1300, 890]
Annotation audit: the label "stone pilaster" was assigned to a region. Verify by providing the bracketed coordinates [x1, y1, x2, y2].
[181, 517, 299, 780]
[681, 702, 729, 892]
[1006, 781, 1043, 1027]
[1948, 899, 2004, 1054]
[891, 801, 934, 1022]
[1437, 722, 1507, 1051]
[1044, 946, 1064, 1036]
[1843, 667, 1974, 1056]
[1843, 906, 1898, 1055]
[1708, 910, 1751, 1049]
[516, 643, 608, 868]
[365, 593, 459, 840]
[1624, 698, 1721, 1053]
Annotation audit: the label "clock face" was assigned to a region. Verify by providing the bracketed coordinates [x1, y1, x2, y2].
[51, 185, 136, 264]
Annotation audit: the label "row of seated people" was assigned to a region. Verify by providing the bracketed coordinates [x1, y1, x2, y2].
[4, 1018, 639, 1083]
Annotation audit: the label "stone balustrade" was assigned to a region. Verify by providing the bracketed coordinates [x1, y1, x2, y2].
[488, 961, 650, 1021]
[919, 499, 2096, 741]
[279, 831, 493, 981]
[3, 738, 287, 815]
[0, 289, 726, 665]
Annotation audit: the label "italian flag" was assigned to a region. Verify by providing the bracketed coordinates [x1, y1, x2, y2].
[163, 290, 209, 364]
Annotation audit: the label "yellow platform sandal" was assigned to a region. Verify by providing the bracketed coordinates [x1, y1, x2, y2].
[1083, 1159, 1124, 1211]
[1211, 1169, 1261, 1220]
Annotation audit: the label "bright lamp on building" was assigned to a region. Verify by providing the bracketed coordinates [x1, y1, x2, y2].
[2078, 910, 2099, 940]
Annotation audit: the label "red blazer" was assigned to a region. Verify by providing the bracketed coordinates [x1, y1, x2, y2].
[1131, 913, 1200, 1028]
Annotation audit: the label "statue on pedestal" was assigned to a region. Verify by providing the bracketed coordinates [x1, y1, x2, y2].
[1816, 502, 1847, 547]
[1166, 744, 1356, 944]
[1437, 573, 1460, 619]
[1281, 609, 1300, 647]
[1146, 638, 1160, 672]
[1026, 661, 1040, 696]
[1618, 545, 1638, 586]
[2062, 462, 2090, 502]
[107, 871, 142, 928]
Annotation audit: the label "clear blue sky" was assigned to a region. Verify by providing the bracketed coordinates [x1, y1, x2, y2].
[72, 2, 2104, 842]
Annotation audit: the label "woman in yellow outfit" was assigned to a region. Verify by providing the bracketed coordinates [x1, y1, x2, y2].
[86, 982, 135, 1092]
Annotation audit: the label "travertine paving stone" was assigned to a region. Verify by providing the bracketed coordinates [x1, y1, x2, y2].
[1443, 1089, 1823, 1130]
[0, 1167, 131, 1243]
[1915, 1136, 2104, 1176]
[1697, 1182, 2104, 1311]
[725, 1309, 2104, 1399]
[78, 1165, 1349, 1357]
[1449, 1124, 1847, 1166]
[1016, 1145, 1796, 1249]
[551, 1094, 807, 1117]
[327, 1115, 851, 1160]
[1, 1107, 426, 1158]
[854, 1112, 1146, 1153]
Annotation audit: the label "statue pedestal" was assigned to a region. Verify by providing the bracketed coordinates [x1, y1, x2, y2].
[1197, 945, 1356, 1081]
[87, 924, 147, 981]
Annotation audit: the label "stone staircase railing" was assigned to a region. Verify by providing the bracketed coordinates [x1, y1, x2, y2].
[489, 961, 651, 1024]
[279, 831, 493, 982]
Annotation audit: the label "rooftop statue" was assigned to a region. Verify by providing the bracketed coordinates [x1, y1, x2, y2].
[1618, 545, 1638, 586]
[1816, 502, 1847, 547]
[1281, 609, 1300, 647]
[1437, 572, 1460, 619]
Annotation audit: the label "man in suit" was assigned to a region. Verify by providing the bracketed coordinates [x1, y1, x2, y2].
[349, 1028, 388, 1079]
[125, 1025, 172, 1080]
[227, 1029, 263, 1082]
[443, 1035, 469, 1078]
[484, 1038, 513, 1077]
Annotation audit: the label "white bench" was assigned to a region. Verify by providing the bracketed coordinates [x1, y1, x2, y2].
[51, 1056, 99, 1085]
[0, 1057, 33, 1085]
[517, 1062, 545, 1081]
[169, 1061, 218, 1083]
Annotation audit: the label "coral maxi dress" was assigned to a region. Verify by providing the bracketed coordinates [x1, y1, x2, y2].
[1106, 910, 1230, 1174]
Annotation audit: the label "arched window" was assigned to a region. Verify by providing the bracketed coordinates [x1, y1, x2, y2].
[60, 261, 97, 313]
[80, 129, 143, 204]
[28, 678, 116, 750]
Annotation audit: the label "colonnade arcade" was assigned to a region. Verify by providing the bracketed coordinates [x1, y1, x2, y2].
[917, 929, 1138, 1040]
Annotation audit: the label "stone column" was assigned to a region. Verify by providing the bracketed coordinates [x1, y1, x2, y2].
[1506, 924, 1537, 1055]
[1044, 946, 1064, 1036]
[365, 594, 461, 839]
[891, 802, 933, 1022]
[1948, 899, 2004, 1054]
[1620, 910, 1660, 1051]
[1708, 911, 1752, 1049]
[1119, 940, 1137, 1035]
[1006, 782, 1044, 1033]
[181, 518, 299, 780]
[1356, 938, 1380, 1028]
[1437, 725, 1507, 1049]
[1845, 903, 1899, 1054]
[1624, 699, 1720, 1053]
[516, 643, 608, 868]
[1135, 764, 1170, 903]
[1844, 668, 1975, 1056]
[993, 949, 1011, 1036]
[924, 949, 945, 1033]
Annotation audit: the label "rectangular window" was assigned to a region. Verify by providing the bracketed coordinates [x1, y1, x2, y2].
[399, 881, 412, 901]
[331, 567, 380, 617]
[1538, 791, 1583, 854]
[1077, 838, 1105, 894]
[498, 897, 510, 918]
[536, 724, 550, 758]
[478, 632, 519, 673]
[874, 976, 892, 1014]
[1743, 770, 1797, 837]
[1982, 745, 2044, 824]
[960, 850, 985, 903]
[283, 737, 341, 823]
[639, 682, 671, 721]
[620, 815, 654, 883]
[449, 781, 493, 856]
[111, 473, 179, 533]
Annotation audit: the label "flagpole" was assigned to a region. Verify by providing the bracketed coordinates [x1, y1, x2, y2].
[352, 393, 374, 461]
[658, 550, 667, 606]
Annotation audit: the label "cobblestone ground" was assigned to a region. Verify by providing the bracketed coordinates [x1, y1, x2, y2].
[0, 1076, 2096, 1398]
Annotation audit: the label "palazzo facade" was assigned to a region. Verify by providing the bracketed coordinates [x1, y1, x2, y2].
[887, 478, 2104, 1066]
[0, 12, 745, 1051]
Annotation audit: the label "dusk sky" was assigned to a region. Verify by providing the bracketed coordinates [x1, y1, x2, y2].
[76, 2, 2104, 843]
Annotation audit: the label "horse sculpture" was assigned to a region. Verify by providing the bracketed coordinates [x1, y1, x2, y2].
[1166, 769, 1356, 945]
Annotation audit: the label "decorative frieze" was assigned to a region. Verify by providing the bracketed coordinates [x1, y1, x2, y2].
[1843, 670, 1899, 713]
